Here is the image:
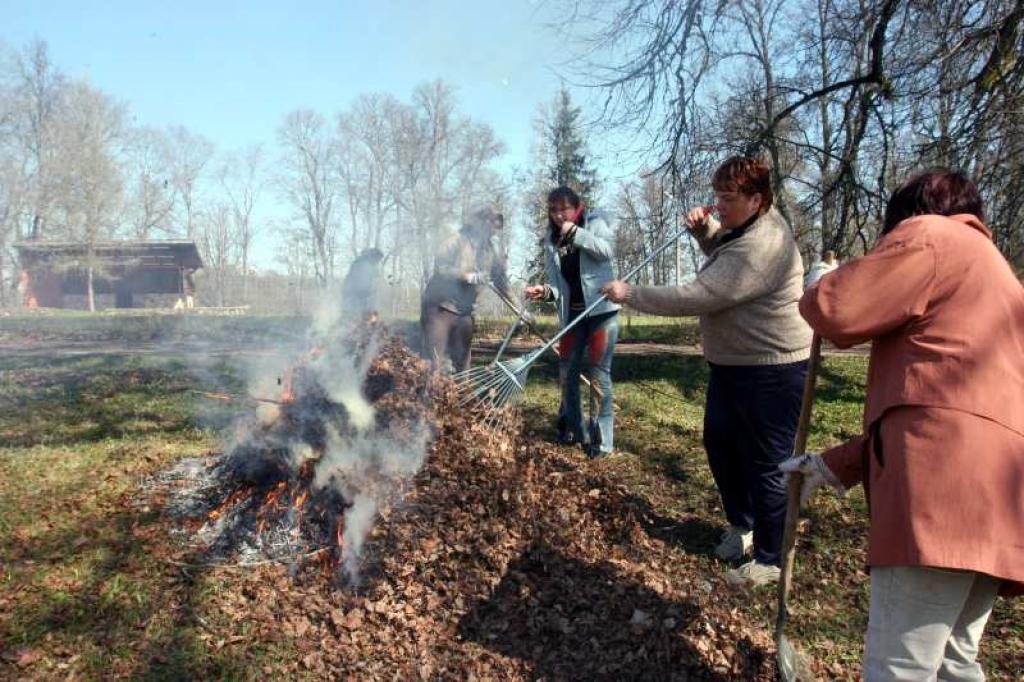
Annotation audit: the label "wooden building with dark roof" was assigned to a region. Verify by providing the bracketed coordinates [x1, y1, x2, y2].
[15, 240, 203, 309]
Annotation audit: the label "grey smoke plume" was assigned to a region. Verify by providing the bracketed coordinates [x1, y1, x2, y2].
[221, 268, 428, 585]
[315, 422, 430, 583]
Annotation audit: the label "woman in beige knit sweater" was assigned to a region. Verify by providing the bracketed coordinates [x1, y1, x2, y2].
[602, 156, 812, 587]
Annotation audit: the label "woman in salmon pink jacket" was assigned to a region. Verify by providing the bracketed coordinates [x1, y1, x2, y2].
[783, 169, 1024, 682]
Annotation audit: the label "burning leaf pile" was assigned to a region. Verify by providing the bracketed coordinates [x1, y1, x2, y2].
[152, 325, 779, 679]
[161, 323, 435, 583]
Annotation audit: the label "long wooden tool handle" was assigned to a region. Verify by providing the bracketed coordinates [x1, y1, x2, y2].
[775, 334, 822, 640]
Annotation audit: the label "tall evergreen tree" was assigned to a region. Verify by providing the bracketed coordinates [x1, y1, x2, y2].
[525, 88, 599, 283]
[545, 89, 598, 204]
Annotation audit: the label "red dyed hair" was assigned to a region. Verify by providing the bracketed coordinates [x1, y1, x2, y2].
[712, 156, 773, 213]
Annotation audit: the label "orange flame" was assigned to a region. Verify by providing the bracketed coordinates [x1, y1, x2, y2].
[208, 487, 249, 521]
[256, 481, 289, 534]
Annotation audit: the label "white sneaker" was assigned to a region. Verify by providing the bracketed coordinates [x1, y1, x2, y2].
[724, 560, 781, 587]
[714, 526, 753, 561]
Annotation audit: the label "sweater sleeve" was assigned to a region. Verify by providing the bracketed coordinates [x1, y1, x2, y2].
[541, 242, 561, 302]
[627, 245, 775, 317]
[821, 435, 868, 490]
[628, 280, 728, 316]
[572, 213, 614, 261]
[800, 226, 937, 348]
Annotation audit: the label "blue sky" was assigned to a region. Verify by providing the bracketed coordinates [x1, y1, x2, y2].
[2, 0, 641, 268]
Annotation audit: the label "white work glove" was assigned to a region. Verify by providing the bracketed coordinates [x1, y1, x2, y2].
[778, 453, 844, 507]
[462, 271, 488, 285]
[804, 259, 838, 290]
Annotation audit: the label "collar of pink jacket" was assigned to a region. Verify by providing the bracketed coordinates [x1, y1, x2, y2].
[948, 213, 991, 239]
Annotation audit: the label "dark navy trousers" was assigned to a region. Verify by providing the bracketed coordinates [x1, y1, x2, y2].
[703, 360, 808, 566]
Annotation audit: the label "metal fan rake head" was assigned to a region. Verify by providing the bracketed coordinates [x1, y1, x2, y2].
[454, 217, 700, 426]
[451, 350, 540, 429]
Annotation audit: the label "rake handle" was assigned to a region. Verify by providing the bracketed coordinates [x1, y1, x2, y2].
[488, 283, 605, 400]
[526, 226, 693, 367]
[775, 334, 822, 641]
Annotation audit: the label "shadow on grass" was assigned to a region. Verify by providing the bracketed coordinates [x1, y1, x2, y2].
[815, 361, 867, 405]
[2, 508, 253, 680]
[458, 540, 747, 681]
[0, 354, 241, 448]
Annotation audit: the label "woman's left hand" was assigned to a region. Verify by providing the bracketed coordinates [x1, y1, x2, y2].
[601, 280, 632, 303]
[779, 454, 844, 507]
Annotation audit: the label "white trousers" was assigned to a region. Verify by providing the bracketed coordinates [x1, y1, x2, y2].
[864, 566, 1001, 681]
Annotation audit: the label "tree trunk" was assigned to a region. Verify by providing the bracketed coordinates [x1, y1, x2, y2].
[242, 249, 249, 305]
[0, 246, 6, 308]
[86, 265, 95, 312]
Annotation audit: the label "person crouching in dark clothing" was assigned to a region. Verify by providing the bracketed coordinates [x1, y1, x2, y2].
[421, 206, 512, 373]
[341, 248, 385, 324]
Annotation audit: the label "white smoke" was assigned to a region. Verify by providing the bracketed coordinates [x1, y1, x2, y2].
[340, 493, 378, 581]
[314, 421, 432, 584]
[308, 333, 379, 432]
[209, 254, 429, 585]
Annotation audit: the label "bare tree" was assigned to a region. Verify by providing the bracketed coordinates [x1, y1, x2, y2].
[196, 202, 236, 307]
[123, 126, 175, 239]
[0, 55, 30, 305]
[569, 0, 1024, 264]
[167, 125, 214, 240]
[615, 170, 675, 285]
[49, 82, 125, 311]
[218, 145, 264, 302]
[276, 225, 314, 311]
[336, 93, 407, 255]
[278, 109, 337, 286]
[358, 81, 506, 290]
[12, 40, 65, 242]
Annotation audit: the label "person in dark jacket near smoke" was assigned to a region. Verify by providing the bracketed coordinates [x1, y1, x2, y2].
[525, 186, 620, 457]
[421, 206, 512, 373]
[341, 248, 385, 323]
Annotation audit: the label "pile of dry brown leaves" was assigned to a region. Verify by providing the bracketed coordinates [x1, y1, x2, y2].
[158, 335, 782, 680]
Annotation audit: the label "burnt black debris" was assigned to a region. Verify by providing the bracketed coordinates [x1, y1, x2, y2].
[158, 322, 434, 572]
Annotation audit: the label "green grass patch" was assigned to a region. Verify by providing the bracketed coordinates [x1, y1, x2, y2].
[0, 352, 265, 679]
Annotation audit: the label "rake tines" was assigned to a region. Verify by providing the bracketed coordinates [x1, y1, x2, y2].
[454, 218, 699, 417]
[451, 352, 537, 428]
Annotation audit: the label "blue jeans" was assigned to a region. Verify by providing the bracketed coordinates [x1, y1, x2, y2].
[703, 360, 807, 565]
[557, 311, 618, 453]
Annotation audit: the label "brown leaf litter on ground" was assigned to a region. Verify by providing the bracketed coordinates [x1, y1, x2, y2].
[148, 332, 788, 681]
